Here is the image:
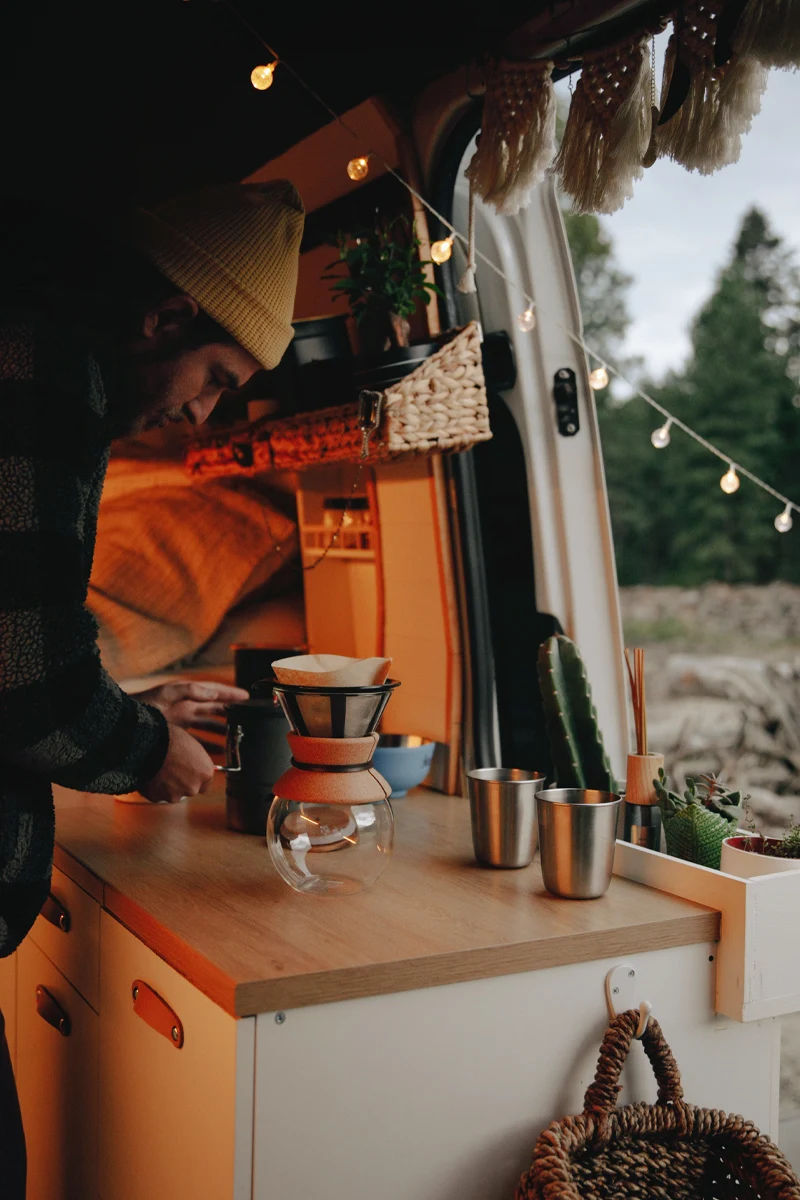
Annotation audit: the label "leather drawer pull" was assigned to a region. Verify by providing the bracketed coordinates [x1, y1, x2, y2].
[132, 980, 184, 1049]
[41, 892, 71, 933]
[35, 985, 71, 1037]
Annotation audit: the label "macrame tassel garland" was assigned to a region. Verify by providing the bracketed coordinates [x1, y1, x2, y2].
[457, 180, 477, 294]
[657, 2, 768, 175]
[733, 0, 800, 68]
[466, 58, 556, 215]
[554, 33, 653, 215]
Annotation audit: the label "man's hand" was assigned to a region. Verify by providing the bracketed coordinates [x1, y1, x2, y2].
[133, 681, 249, 731]
[138, 724, 216, 804]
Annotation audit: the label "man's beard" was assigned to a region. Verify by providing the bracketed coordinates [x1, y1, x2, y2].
[104, 347, 185, 438]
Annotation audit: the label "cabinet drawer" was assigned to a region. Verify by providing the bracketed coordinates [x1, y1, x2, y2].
[30, 865, 100, 1011]
[17, 939, 98, 1200]
[98, 912, 240, 1200]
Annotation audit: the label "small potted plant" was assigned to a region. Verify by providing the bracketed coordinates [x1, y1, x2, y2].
[654, 771, 746, 870]
[721, 814, 800, 878]
[324, 215, 443, 390]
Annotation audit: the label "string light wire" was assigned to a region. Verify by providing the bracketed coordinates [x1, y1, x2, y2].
[221, 0, 798, 522]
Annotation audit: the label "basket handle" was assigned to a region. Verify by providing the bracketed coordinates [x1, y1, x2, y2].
[583, 1010, 684, 1119]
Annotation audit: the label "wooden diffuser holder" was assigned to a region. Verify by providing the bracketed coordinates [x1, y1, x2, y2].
[625, 753, 665, 807]
[273, 734, 392, 805]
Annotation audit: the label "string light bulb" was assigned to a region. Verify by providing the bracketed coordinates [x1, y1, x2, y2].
[589, 366, 610, 391]
[517, 308, 536, 332]
[346, 155, 369, 182]
[650, 418, 673, 449]
[720, 465, 740, 495]
[430, 237, 454, 265]
[250, 61, 277, 90]
[775, 504, 793, 533]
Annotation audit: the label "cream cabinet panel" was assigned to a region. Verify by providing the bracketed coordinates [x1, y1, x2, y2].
[253, 943, 777, 1200]
[98, 912, 249, 1200]
[29, 865, 100, 1011]
[0, 951, 17, 1067]
[17, 939, 98, 1200]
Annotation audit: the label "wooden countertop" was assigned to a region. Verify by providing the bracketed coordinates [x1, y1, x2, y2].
[53, 783, 719, 1018]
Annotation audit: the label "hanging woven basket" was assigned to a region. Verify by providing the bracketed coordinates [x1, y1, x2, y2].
[516, 1010, 800, 1200]
[186, 322, 491, 478]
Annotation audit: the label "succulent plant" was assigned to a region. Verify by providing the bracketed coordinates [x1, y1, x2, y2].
[739, 811, 800, 860]
[654, 769, 745, 869]
[537, 635, 618, 792]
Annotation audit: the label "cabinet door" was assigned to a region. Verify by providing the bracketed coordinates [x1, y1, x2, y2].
[17, 939, 98, 1200]
[98, 912, 244, 1200]
[0, 952, 17, 1067]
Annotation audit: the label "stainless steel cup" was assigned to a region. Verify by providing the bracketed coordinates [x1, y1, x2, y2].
[467, 769, 546, 868]
[537, 789, 622, 899]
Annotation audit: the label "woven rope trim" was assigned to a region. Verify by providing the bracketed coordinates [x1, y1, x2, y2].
[185, 322, 491, 477]
[480, 58, 555, 145]
[676, 0, 727, 70]
[574, 33, 652, 130]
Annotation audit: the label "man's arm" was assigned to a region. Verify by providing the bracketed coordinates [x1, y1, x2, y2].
[0, 321, 169, 794]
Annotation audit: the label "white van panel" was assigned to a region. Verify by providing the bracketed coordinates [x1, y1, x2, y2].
[453, 172, 628, 778]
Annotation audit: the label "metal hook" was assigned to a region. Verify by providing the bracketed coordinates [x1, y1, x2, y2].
[635, 1000, 652, 1040]
[605, 964, 652, 1038]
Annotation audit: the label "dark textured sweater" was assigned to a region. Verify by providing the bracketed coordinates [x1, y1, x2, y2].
[0, 312, 170, 956]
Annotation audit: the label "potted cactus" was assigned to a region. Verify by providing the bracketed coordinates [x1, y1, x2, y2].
[654, 771, 745, 870]
[537, 635, 618, 792]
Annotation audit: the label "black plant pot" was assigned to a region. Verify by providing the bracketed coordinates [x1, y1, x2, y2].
[352, 340, 439, 394]
[264, 314, 355, 415]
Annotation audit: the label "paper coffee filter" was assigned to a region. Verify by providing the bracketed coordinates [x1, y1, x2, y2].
[271, 654, 392, 687]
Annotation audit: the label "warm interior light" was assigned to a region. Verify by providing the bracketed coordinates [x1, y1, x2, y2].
[650, 419, 672, 449]
[346, 156, 369, 182]
[430, 237, 454, 265]
[720, 466, 740, 495]
[250, 62, 276, 90]
[775, 505, 793, 533]
[589, 366, 610, 391]
[517, 308, 536, 332]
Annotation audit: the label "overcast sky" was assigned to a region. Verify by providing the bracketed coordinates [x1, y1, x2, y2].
[558, 61, 800, 382]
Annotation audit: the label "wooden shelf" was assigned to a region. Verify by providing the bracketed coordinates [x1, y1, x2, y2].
[301, 549, 376, 562]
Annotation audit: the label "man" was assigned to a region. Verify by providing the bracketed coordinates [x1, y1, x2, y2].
[0, 180, 305, 1191]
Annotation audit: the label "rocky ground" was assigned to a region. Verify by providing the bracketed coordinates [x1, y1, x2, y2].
[620, 582, 800, 836]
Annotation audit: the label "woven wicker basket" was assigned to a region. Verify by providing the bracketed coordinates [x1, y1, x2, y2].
[185, 321, 490, 478]
[516, 1010, 800, 1200]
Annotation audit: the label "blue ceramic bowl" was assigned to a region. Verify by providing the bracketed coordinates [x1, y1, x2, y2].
[373, 736, 436, 798]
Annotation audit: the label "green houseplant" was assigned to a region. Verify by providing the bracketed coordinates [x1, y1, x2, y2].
[654, 771, 745, 869]
[325, 216, 442, 355]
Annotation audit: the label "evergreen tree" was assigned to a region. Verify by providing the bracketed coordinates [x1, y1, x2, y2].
[562, 212, 632, 363]
[565, 206, 800, 584]
[650, 208, 799, 584]
[562, 211, 660, 582]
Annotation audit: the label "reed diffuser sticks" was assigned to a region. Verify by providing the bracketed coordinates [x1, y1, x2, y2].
[623, 646, 663, 847]
[625, 647, 648, 756]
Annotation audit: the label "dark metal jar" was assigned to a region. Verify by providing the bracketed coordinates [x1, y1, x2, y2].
[224, 700, 292, 835]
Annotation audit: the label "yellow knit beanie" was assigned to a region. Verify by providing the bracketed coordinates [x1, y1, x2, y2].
[124, 180, 305, 370]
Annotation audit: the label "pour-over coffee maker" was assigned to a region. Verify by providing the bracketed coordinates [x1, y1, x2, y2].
[267, 679, 399, 895]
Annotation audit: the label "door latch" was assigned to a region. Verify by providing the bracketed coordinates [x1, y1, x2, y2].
[553, 368, 580, 437]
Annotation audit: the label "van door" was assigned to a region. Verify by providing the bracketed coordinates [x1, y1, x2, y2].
[433, 123, 628, 780]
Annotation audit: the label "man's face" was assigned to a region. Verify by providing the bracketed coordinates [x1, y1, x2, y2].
[114, 295, 262, 436]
